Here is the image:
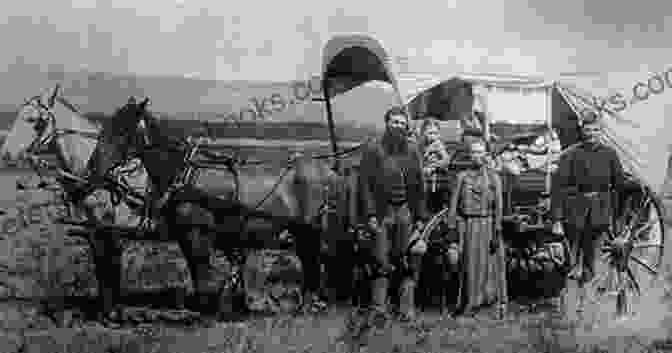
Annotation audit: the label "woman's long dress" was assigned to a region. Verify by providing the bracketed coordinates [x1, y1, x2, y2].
[453, 169, 507, 313]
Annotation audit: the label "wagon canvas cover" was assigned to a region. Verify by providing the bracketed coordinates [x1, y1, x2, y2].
[321, 34, 672, 195]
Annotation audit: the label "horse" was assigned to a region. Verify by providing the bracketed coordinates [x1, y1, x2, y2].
[1, 85, 102, 218]
[93, 98, 347, 314]
[71, 97, 190, 322]
[1, 88, 164, 321]
[1, 85, 99, 175]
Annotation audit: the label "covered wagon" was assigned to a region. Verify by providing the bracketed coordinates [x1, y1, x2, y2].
[319, 34, 667, 317]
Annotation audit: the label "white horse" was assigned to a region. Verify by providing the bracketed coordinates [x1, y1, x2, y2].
[1, 85, 101, 219]
[1, 85, 99, 176]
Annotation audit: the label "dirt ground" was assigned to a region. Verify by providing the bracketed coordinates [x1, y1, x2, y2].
[2, 169, 672, 353]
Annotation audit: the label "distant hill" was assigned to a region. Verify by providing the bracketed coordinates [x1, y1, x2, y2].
[0, 110, 378, 143]
[0, 65, 399, 142]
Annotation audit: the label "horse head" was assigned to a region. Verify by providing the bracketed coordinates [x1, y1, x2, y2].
[88, 97, 154, 179]
[1, 86, 62, 162]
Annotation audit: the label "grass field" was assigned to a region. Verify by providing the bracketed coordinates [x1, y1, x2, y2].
[2, 168, 672, 353]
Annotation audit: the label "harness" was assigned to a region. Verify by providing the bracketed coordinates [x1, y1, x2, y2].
[163, 137, 373, 228]
[22, 99, 152, 228]
[24, 99, 99, 153]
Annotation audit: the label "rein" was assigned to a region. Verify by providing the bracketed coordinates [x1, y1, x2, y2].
[150, 136, 370, 213]
[249, 137, 371, 210]
[48, 127, 100, 141]
[26, 103, 99, 156]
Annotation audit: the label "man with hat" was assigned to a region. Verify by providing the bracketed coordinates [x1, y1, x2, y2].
[551, 111, 628, 283]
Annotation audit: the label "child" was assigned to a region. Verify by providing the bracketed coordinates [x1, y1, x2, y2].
[421, 117, 452, 176]
[421, 118, 453, 212]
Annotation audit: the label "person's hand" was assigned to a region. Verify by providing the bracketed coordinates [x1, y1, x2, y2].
[446, 215, 457, 230]
[368, 216, 379, 230]
[410, 237, 428, 255]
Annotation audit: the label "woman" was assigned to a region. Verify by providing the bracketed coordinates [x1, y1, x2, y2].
[447, 138, 507, 317]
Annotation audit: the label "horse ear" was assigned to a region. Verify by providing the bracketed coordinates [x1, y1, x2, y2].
[48, 84, 61, 107]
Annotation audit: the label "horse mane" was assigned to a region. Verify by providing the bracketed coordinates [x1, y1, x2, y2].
[142, 112, 186, 148]
[99, 103, 138, 140]
[87, 100, 150, 179]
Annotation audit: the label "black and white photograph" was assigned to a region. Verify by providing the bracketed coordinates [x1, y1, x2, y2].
[0, 1, 671, 352]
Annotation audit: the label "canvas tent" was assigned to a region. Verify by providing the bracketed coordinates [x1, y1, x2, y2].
[320, 34, 672, 195]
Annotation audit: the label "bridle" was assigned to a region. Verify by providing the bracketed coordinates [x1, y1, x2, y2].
[23, 96, 99, 158]
[21, 97, 155, 215]
[22, 97, 57, 155]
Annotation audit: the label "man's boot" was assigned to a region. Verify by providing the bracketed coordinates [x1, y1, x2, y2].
[192, 264, 221, 327]
[581, 230, 602, 285]
[371, 277, 389, 312]
[398, 278, 417, 322]
[367, 276, 390, 330]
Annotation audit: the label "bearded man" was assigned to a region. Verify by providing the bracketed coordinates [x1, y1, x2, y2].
[359, 106, 428, 321]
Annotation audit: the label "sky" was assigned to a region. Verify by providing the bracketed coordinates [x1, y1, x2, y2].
[3, 0, 672, 191]
[1, 0, 671, 82]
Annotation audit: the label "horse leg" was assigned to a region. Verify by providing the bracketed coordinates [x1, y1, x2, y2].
[173, 202, 220, 315]
[89, 230, 123, 324]
[289, 180, 327, 311]
[291, 223, 327, 311]
[292, 168, 336, 309]
[82, 190, 123, 324]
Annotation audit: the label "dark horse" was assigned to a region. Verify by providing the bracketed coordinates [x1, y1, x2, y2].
[85, 98, 343, 320]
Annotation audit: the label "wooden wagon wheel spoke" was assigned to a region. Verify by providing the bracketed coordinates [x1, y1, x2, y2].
[629, 255, 658, 276]
[606, 228, 619, 241]
[617, 208, 637, 228]
[631, 218, 658, 239]
[616, 203, 651, 239]
[586, 269, 615, 299]
[611, 269, 626, 294]
[612, 271, 626, 294]
[625, 266, 642, 297]
[603, 271, 618, 295]
[639, 197, 652, 213]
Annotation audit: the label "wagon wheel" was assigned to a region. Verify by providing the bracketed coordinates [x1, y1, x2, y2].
[419, 207, 461, 313]
[569, 190, 665, 322]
